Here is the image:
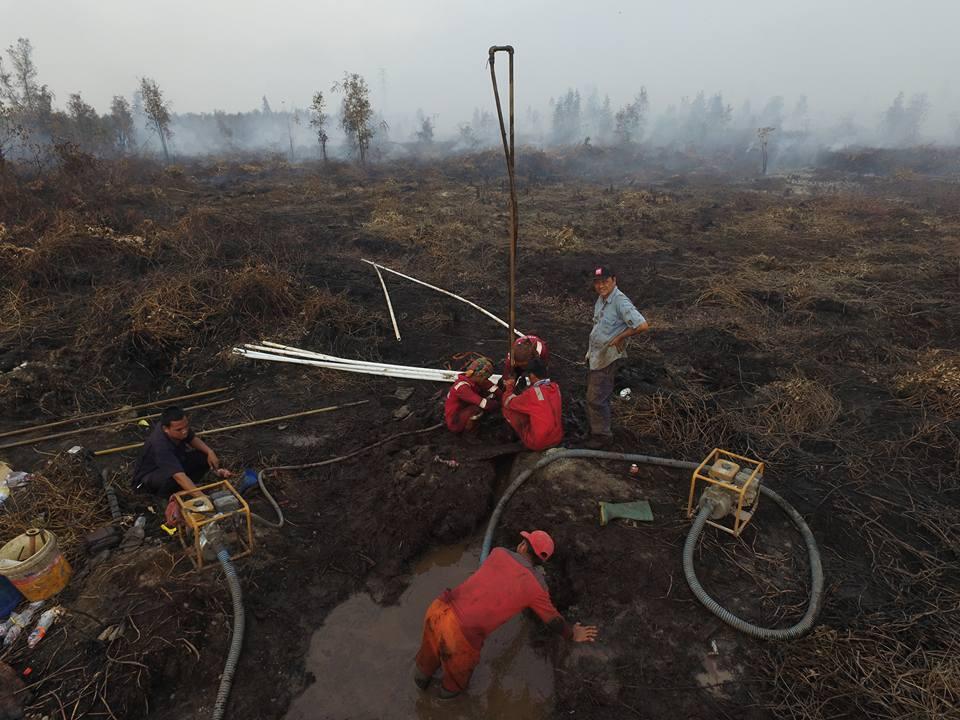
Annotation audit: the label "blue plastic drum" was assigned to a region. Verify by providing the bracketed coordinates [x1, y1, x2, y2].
[0, 574, 24, 621]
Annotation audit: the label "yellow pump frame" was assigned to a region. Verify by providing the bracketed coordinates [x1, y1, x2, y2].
[173, 480, 253, 570]
[687, 449, 764, 537]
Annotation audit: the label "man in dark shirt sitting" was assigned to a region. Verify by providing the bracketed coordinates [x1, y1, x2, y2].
[132, 406, 232, 497]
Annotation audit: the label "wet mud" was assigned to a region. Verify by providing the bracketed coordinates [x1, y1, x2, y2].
[286, 542, 553, 720]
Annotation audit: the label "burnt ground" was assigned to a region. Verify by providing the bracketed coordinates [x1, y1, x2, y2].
[0, 149, 958, 719]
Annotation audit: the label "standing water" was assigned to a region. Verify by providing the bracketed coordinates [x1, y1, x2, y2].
[285, 543, 553, 720]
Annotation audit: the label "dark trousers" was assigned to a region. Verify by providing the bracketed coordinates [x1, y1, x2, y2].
[138, 452, 209, 497]
[586, 360, 619, 436]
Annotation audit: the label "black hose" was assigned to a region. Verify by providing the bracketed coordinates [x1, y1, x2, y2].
[683, 485, 824, 639]
[212, 544, 245, 720]
[479, 448, 823, 639]
[100, 469, 122, 522]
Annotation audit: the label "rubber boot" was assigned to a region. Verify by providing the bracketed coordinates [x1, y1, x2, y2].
[438, 685, 462, 700]
[413, 668, 432, 691]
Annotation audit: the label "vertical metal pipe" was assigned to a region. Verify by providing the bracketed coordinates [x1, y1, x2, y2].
[507, 51, 517, 366]
[488, 45, 519, 367]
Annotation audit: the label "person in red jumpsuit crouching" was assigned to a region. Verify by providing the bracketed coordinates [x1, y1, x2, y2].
[444, 356, 501, 434]
[414, 530, 599, 698]
[501, 357, 563, 451]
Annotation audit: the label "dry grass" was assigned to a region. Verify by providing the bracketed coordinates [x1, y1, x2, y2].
[894, 350, 960, 417]
[616, 379, 741, 457]
[747, 375, 842, 454]
[0, 453, 111, 567]
[770, 624, 960, 720]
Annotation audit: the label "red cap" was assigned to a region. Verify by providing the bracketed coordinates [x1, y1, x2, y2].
[520, 530, 555, 561]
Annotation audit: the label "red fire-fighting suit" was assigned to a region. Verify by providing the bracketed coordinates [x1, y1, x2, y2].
[501, 379, 563, 451]
[444, 374, 500, 433]
[415, 547, 571, 693]
[504, 334, 550, 377]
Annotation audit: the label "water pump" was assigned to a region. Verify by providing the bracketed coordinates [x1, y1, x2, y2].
[687, 449, 764, 537]
[174, 480, 254, 569]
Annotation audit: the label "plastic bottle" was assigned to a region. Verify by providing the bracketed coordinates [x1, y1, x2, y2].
[2, 601, 44, 647]
[27, 606, 63, 648]
[119, 515, 146, 552]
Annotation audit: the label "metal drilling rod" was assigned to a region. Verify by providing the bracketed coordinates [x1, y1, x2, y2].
[488, 45, 519, 368]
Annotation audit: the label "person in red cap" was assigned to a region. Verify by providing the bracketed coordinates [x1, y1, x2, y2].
[584, 265, 648, 448]
[444, 356, 501, 433]
[501, 357, 563, 451]
[414, 530, 598, 698]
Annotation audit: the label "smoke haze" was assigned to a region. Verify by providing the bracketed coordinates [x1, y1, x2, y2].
[3, 0, 959, 159]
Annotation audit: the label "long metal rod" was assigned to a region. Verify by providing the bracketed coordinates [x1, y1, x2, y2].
[360, 259, 523, 337]
[0, 386, 230, 440]
[94, 401, 370, 456]
[489, 45, 519, 368]
[371, 263, 402, 341]
[0, 398, 235, 451]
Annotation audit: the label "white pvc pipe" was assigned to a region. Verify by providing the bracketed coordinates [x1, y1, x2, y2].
[360, 259, 524, 338]
[251, 342, 434, 374]
[252, 343, 502, 383]
[372, 264, 402, 342]
[235, 348, 503, 386]
[236, 348, 451, 378]
[233, 349, 459, 382]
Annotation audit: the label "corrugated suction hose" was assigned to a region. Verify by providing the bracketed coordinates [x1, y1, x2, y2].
[684, 484, 824, 639]
[480, 448, 824, 639]
[212, 545, 245, 720]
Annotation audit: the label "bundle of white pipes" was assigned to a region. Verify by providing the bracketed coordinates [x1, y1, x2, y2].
[233, 341, 502, 384]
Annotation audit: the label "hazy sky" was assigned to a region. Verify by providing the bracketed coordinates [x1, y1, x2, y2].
[3, 0, 958, 132]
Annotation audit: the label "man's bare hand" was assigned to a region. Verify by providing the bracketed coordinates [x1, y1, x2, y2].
[206, 450, 220, 470]
[572, 623, 599, 643]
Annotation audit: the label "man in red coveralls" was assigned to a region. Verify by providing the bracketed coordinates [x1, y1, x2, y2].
[505, 334, 549, 381]
[501, 357, 563, 451]
[444, 356, 501, 433]
[414, 529, 598, 698]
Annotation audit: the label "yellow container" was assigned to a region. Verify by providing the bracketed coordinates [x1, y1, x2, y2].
[0, 529, 72, 600]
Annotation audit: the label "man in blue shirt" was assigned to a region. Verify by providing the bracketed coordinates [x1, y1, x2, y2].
[584, 266, 649, 448]
[132, 406, 232, 497]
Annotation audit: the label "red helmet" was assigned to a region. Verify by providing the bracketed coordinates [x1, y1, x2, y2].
[520, 530, 555, 561]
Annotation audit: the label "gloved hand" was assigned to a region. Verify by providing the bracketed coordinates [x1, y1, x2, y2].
[514, 375, 529, 395]
[479, 397, 500, 413]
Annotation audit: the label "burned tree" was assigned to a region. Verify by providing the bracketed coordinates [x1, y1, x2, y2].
[67, 92, 101, 151]
[881, 92, 929, 145]
[551, 89, 582, 145]
[0, 106, 24, 166]
[0, 38, 54, 135]
[757, 126, 776, 175]
[613, 88, 649, 145]
[139, 77, 172, 162]
[415, 115, 434, 144]
[110, 95, 134, 154]
[332, 72, 375, 163]
[309, 91, 329, 162]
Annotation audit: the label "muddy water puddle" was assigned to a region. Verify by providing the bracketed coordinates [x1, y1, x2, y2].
[285, 543, 553, 720]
